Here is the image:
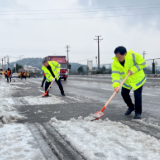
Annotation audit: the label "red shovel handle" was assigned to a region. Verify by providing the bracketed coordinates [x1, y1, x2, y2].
[101, 106, 106, 112]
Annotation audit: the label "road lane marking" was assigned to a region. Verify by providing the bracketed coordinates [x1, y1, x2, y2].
[101, 88, 158, 97]
[39, 90, 44, 93]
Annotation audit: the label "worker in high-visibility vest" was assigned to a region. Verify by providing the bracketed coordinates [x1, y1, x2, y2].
[112, 46, 147, 119]
[6, 68, 11, 82]
[42, 58, 65, 97]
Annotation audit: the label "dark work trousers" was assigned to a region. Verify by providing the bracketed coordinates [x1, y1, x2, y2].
[7, 76, 11, 82]
[121, 86, 143, 114]
[45, 78, 64, 95]
[41, 76, 46, 87]
[21, 75, 26, 80]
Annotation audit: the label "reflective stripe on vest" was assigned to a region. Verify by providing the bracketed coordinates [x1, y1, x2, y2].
[113, 80, 120, 83]
[46, 78, 50, 82]
[123, 83, 131, 88]
[112, 71, 125, 75]
[136, 77, 146, 86]
[135, 65, 140, 71]
[141, 62, 146, 65]
[132, 54, 136, 66]
[132, 53, 141, 71]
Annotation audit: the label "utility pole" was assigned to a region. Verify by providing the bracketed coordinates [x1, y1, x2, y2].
[95, 56, 97, 68]
[2, 58, 3, 70]
[143, 51, 147, 59]
[7, 55, 9, 68]
[94, 35, 103, 70]
[66, 45, 70, 68]
[4, 57, 6, 70]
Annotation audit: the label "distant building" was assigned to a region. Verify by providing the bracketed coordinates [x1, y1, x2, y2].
[23, 65, 40, 73]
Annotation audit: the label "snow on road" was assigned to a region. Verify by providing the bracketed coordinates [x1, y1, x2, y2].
[0, 78, 47, 159]
[50, 117, 160, 160]
[0, 123, 45, 160]
[0, 80, 26, 125]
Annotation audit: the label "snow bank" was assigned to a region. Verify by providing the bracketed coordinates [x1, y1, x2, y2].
[50, 117, 160, 160]
[0, 123, 45, 160]
[0, 80, 27, 125]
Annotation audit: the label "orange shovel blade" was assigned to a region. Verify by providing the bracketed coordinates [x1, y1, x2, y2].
[91, 111, 104, 121]
[41, 91, 48, 97]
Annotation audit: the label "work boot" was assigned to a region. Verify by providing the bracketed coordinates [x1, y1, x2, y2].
[61, 93, 65, 96]
[134, 113, 141, 119]
[125, 108, 135, 115]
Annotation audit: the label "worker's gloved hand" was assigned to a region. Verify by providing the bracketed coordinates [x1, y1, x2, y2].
[57, 71, 60, 74]
[128, 70, 134, 75]
[52, 78, 55, 82]
[114, 87, 119, 93]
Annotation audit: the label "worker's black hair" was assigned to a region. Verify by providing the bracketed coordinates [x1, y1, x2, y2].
[42, 58, 48, 64]
[114, 46, 127, 55]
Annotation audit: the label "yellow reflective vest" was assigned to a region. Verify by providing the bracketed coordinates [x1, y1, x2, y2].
[42, 61, 61, 82]
[112, 50, 147, 90]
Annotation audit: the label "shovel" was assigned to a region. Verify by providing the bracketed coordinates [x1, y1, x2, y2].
[41, 74, 59, 97]
[91, 73, 130, 121]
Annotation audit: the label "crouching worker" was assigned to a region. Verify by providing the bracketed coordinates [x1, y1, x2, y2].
[112, 46, 147, 119]
[21, 71, 26, 80]
[42, 58, 65, 97]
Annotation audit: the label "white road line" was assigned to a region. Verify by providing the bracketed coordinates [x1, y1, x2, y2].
[101, 88, 113, 91]
[101, 88, 158, 97]
[39, 90, 44, 93]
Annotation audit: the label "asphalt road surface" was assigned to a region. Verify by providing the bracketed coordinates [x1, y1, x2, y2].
[10, 75, 160, 159]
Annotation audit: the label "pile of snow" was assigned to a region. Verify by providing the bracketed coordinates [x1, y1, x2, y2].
[0, 123, 45, 160]
[0, 80, 27, 126]
[50, 117, 160, 160]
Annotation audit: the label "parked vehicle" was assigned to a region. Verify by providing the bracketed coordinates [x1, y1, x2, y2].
[0, 69, 5, 75]
[12, 73, 18, 78]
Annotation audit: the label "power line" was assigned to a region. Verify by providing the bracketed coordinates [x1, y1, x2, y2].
[0, 6, 160, 15]
[0, 3, 160, 13]
[0, 12, 159, 20]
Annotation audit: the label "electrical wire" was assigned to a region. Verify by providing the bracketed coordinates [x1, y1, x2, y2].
[0, 12, 159, 20]
[0, 3, 160, 12]
[0, 6, 160, 15]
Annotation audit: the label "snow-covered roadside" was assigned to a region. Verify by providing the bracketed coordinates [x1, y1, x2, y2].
[0, 79, 46, 159]
[0, 80, 27, 126]
[50, 117, 160, 160]
[0, 123, 45, 160]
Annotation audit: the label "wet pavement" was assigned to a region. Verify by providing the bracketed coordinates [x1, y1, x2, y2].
[9, 76, 160, 159]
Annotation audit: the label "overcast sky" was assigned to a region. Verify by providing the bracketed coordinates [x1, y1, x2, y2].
[0, 0, 160, 66]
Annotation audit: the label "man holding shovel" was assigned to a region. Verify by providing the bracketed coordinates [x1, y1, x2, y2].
[42, 58, 65, 97]
[112, 46, 147, 119]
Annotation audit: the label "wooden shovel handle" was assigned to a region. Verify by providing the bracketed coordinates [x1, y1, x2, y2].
[46, 73, 59, 92]
[104, 73, 130, 108]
